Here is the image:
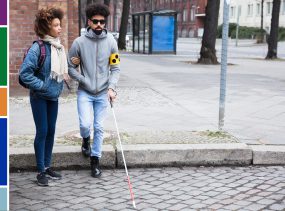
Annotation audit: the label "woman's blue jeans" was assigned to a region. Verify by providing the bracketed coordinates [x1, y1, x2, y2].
[77, 90, 108, 158]
[30, 96, 58, 173]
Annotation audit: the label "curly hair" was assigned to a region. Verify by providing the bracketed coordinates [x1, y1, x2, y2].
[34, 8, 64, 38]
[85, 3, 110, 19]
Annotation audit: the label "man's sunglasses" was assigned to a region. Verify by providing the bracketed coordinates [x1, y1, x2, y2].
[91, 19, 106, 25]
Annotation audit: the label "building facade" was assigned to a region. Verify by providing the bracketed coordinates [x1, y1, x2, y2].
[218, 0, 285, 32]
[131, 0, 207, 38]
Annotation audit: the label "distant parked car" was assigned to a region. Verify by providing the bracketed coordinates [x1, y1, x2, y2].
[110, 32, 131, 42]
[110, 31, 119, 40]
[80, 28, 87, 36]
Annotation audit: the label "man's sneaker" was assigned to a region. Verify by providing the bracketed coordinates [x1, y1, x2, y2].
[90, 156, 102, 178]
[37, 172, 48, 186]
[45, 168, 62, 180]
[82, 136, 91, 157]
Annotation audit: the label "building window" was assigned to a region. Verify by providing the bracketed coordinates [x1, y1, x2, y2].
[230, 6, 236, 18]
[183, 9, 187, 22]
[267, 2, 272, 15]
[256, 3, 260, 16]
[190, 6, 195, 21]
[247, 4, 253, 16]
[177, 13, 181, 22]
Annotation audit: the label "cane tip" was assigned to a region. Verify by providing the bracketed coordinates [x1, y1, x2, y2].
[133, 201, 136, 209]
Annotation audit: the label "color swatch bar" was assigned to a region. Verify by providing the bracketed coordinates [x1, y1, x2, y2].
[0, 88, 7, 116]
[0, 188, 7, 211]
[0, 119, 7, 186]
[0, 28, 7, 86]
[0, 0, 8, 210]
[0, 0, 7, 25]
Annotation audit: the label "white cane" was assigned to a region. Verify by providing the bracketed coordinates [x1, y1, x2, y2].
[110, 100, 136, 209]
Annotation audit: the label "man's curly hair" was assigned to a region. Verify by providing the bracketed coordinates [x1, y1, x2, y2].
[85, 3, 110, 19]
[34, 8, 64, 38]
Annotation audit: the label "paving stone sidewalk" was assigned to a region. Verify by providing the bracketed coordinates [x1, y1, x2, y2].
[10, 166, 285, 211]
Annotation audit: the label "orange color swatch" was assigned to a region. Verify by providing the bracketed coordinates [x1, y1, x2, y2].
[0, 88, 7, 116]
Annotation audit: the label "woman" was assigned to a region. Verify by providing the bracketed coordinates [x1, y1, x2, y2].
[19, 7, 69, 186]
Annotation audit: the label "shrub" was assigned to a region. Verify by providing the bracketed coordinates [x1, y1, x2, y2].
[278, 27, 285, 41]
[217, 24, 285, 41]
[217, 23, 237, 38]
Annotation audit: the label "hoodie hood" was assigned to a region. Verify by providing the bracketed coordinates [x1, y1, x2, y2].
[85, 27, 108, 39]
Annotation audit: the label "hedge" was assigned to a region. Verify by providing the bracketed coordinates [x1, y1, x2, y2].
[217, 23, 285, 41]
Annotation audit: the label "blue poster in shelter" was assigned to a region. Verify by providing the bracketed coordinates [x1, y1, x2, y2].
[152, 16, 175, 52]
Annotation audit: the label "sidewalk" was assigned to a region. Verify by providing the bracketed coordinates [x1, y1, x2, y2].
[9, 39, 285, 170]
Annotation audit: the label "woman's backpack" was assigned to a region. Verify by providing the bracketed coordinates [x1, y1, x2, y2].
[18, 40, 46, 89]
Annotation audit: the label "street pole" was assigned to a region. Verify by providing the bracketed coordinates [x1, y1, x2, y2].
[218, 0, 230, 130]
[235, 5, 240, 47]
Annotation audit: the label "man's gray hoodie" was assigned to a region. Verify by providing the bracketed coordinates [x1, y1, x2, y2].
[68, 27, 120, 95]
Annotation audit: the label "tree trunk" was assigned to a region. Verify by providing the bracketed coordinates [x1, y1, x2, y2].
[261, 0, 264, 30]
[256, 0, 265, 43]
[266, 0, 281, 59]
[104, 0, 110, 6]
[87, 0, 99, 5]
[118, 0, 130, 50]
[103, 0, 111, 26]
[198, 0, 220, 64]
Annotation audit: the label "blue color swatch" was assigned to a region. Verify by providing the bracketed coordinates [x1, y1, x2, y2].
[0, 118, 7, 186]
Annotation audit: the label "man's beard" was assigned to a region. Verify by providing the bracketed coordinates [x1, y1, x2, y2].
[93, 27, 103, 35]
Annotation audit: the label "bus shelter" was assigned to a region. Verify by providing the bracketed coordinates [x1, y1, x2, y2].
[132, 10, 177, 54]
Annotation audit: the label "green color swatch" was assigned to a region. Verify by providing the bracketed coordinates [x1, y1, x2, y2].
[0, 28, 7, 86]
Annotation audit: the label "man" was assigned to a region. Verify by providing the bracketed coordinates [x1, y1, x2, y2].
[68, 3, 120, 178]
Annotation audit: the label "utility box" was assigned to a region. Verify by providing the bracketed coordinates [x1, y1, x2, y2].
[132, 10, 177, 54]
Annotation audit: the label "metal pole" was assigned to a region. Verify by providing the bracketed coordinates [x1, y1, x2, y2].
[218, 0, 230, 130]
[235, 5, 240, 47]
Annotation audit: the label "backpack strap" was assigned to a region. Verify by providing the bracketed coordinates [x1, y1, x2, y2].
[33, 40, 46, 71]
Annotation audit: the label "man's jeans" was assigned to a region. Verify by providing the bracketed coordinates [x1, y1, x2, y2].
[30, 96, 58, 173]
[77, 90, 108, 158]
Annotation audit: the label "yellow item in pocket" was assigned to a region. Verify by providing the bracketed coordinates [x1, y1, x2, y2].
[109, 53, 120, 65]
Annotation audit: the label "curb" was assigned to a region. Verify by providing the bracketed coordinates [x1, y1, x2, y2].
[116, 143, 252, 167]
[251, 145, 285, 165]
[9, 144, 285, 172]
[10, 145, 115, 171]
[12, 143, 285, 171]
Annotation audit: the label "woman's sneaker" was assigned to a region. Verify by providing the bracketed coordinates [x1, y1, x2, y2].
[45, 168, 62, 180]
[37, 172, 48, 186]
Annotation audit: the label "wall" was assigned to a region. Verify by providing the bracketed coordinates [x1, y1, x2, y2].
[9, 0, 79, 87]
[218, 0, 285, 32]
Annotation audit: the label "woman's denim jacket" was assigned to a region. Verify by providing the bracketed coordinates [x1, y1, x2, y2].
[19, 41, 63, 101]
